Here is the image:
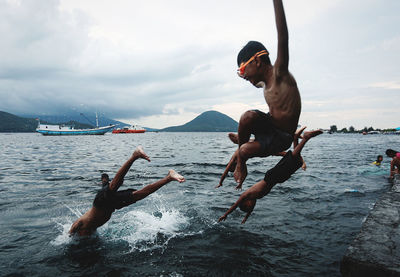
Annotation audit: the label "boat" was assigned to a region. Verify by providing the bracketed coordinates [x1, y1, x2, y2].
[36, 123, 115, 135]
[112, 125, 146, 134]
[36, 113, 115, 135]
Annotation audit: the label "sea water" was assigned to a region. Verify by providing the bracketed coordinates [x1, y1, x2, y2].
[0, 132, 397, 276]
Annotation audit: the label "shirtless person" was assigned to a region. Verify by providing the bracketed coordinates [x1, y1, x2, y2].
[69, 146, 185, 236]
[218, 129, 322, 224]
[227, 0, 301, 189]
[217, 127, 307, 189]
[386, 149, 400, 178]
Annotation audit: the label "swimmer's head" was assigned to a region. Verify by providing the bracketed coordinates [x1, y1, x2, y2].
[239, 198, 256, 213]
[101, 173, 109, 185]
[237, 41, 270, 67]
[377, 155, 383, 162]
[386, 149, 397, 158]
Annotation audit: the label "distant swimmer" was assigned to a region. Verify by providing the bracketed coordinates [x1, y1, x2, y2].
[218, 128, 322, 224]
[222, 0, 302, 189]
[69, 146, 185, 236]
[385, 149, 400, 178]
[372, 155, 383, 166]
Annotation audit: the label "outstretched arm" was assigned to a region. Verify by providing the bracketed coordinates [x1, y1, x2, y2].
[218, 194, 245, 222]
[219, 180, 272, 223]
[273, 0, 289, 76]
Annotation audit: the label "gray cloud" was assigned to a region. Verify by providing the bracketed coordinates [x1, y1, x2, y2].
[0, 0, 399, 129]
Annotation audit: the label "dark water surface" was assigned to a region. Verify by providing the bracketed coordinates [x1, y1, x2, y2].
[0, 132, 397, 276]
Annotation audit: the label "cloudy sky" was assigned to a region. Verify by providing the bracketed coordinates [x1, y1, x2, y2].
[0, 0, 399, 129]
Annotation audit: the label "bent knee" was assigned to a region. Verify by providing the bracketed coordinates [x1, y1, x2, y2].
[239, 142, 262, 159]
[239, 110, 259, 125]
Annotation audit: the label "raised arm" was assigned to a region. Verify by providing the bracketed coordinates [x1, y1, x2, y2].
[273, 0, 289, 76]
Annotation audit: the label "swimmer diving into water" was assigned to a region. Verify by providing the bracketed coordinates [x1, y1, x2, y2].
[223, 0, 302, 190]
[69, 146, 185, 236]
[218, 128, 322, 224]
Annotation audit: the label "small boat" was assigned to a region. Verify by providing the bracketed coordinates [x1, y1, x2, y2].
[112, 125, 146, 134]
[36, 123, 115, 136]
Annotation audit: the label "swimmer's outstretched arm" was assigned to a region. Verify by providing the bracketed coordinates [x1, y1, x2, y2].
[218, 195, 243, 222]
[273, 0, 289, 75]
[219, 180, 271, 224]
[109, 146, 150, 191]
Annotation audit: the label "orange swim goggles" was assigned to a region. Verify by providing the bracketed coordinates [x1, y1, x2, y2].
[237, 50, 269, 77]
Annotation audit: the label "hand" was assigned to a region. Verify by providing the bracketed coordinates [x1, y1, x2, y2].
[218, 214, 227, 222]
[235, 183, 243, 190]
[241, 211, 252, 224]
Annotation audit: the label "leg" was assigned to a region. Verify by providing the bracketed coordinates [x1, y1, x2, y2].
[292, 129, 322, 158]
[233, 110, 274, 188]
[132, 169, 185, 202]
[234, 140, 266, 189]
[293, 126, 306, 148]
[109, 146, 150, 191]
[293, 126, 307, 170]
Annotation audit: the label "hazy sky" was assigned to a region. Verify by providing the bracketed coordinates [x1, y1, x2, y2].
[0, 0, 399, 129]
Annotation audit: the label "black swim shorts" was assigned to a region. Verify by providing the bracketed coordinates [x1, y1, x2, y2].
[93, 186, 137, 211]
[251, 110, 293, 155]
[264, 151, 303, 185]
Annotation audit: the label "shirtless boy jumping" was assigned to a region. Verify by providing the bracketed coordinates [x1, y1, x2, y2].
[225, 0, 301, 189]
[219, 128, 322, 224]
[69, 146, 185, 236]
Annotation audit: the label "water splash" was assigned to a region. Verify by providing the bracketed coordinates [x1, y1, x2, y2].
[104, 207, 189, 252]
[51, 202, 189, 252]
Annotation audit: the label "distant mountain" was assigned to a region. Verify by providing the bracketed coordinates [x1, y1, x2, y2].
[0, 111, 38, 132]
[1, 110, 238, 133]
[161, 110, 238, 132]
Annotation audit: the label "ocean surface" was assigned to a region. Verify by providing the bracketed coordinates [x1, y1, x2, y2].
[0, 132, 397, 276]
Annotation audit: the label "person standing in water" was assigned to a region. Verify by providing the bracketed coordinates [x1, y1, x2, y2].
[69, 146, 185, 236]
[222, 0, 302, 190]
[219, 128, 322, 224]
[386, 149, 400, 178]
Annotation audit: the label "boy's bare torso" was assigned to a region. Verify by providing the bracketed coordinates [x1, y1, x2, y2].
[264, 69, 301, 135]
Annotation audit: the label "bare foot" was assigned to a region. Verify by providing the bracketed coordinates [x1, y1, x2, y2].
[303, 129, 323, 141]
[228, 133, 239, 144]
[168, 169, 185, 183]
[133, 146, 151, 162]
[294, 126, 307, 140]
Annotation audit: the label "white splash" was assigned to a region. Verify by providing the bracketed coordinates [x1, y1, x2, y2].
[51, 201, 189, 251]
[50, 203, 86, 246]
[104, 207, 189, 252]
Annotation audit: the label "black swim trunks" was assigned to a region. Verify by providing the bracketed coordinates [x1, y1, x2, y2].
[93, 186, 137, 212]
[251, 110, 293, 155]
[264, 151, 303, 185]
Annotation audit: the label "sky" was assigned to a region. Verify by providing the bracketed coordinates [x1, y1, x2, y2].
[0, 0, 399, 129]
